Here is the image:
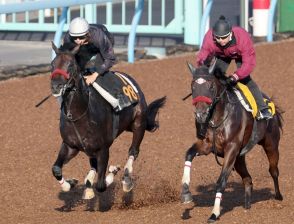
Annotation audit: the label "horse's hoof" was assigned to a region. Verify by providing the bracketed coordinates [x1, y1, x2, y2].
[181, 192, 193, 204]
[122, 177, 134, 192]
[83, 188, 95, 200]
[67, 178, 78, 189]
[275, 193, 283, 201]
[207, 213, 217, 223]
[96, 182, 107, 192]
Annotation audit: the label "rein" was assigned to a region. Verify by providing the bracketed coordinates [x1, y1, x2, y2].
[194, 84, 228, 166]
[55, 68, 90, 151]
[62, 88, 90, 122]
[208, 87, 228, 166]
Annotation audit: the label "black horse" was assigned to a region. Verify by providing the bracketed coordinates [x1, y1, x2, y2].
[50, 42, 166, 200]
[180, 63, 283, 223]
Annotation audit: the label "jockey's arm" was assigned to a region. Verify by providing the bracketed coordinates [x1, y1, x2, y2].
[235, 34, 256, 79]
[84, 72, 99, 85]
[196, 30, 214, 67]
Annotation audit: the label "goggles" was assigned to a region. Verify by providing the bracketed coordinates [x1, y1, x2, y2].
[72, 35, 87, 40]
[214, 33, 230, 40]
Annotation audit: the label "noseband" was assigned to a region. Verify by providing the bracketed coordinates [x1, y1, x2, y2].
[191, 75, 217, 106]
[50, 68, 70, 80]
[51, 68, 75, 97]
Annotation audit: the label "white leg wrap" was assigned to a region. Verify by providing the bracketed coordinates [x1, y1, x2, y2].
[212, 192, 222, 218]
[182, 161, 192, 185]
[84, 169, 96, 185]
[124, 156, 134, 174]
[105, 165, 120, 187]
[105, 173, 114, 187]
[59, 178, 71, 192]
[92, 82, 120, 108]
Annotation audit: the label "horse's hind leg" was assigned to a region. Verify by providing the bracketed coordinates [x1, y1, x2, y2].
[261, 132, 283, 200]
[122, 121, 146, 192]
[52, 143, 79, 192]
[234, 156, 253, 209]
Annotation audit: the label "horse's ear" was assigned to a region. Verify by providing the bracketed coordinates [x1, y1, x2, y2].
[214, 67, 226, 80]
[51, 41, 59, 54]
[71, 44, 80, 55]
[187, 62, 196, 75]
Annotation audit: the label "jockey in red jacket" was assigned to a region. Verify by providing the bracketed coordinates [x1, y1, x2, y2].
[196, 15, 272, 120]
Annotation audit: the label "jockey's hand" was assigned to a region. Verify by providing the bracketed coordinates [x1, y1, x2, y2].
[84, 72, 99, 86]
[226, 74, 239, 86]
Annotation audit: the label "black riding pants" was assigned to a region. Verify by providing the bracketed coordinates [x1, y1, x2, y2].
[214, 57, 268, 111]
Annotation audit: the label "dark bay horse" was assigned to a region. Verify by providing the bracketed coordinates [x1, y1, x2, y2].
[50, 42, 166, 200]
[180, 63, 283, 223]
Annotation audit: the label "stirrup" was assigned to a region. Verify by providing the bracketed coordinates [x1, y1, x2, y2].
[114, 105, 123, 112]
[257, 109, 272, 120]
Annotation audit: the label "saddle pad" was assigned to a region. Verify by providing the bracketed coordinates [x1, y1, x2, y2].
[234, 83, 275, 118]
[96, 71, 138, 106]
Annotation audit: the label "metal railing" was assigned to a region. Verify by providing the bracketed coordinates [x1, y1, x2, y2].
[0, 0, 183, 34]
[0, 0, 189, 62]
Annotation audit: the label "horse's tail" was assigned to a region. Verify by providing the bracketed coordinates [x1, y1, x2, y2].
[146, 96, 167, 132]
[275, 104, 284, 134]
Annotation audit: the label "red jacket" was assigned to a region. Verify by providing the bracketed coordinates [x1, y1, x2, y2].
[196, 27, 256, 80]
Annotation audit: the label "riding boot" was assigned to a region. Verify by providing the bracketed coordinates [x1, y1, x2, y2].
[240, 77, 272, 120]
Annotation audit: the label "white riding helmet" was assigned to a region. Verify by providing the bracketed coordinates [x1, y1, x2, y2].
[69, 17, 89, 37]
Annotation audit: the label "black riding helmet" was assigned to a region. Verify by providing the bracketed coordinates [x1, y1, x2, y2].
[213, 15, 232, 37]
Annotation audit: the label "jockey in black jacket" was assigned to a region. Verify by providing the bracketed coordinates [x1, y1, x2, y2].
[60, 17, 126, 111]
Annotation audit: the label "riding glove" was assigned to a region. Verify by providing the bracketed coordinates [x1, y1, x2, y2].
[226, 74, 238, 86]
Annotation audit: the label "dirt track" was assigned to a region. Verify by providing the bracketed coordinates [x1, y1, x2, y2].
[0, 39, 294, 224]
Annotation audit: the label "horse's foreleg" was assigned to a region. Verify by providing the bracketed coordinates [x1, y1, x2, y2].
[208, 148, 238, 223]
[83, 158, 97, 200]
[181, 144, 198, 204]
[105, 165, 121, 187]
[95, 148, 109, 193]
[52, 143, 79, 192]
[234, 155, 253, 209]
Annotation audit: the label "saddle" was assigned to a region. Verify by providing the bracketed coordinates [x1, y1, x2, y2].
[233, 83, 275, 118]
[96, 71, 139, 109]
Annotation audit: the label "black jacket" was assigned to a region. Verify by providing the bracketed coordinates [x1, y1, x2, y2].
[61, 24, 116, 74]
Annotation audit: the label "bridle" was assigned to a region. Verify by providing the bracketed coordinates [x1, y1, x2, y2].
[51, 66, 89, 122]
[51, 68, 75, 97]
[191, 74, 228, 134]
[192, 75, 229, 166]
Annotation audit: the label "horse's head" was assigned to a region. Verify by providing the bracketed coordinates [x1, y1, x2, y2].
[50, 42, 80, 97]
[188, 62, 228, 139]
[187, 63, 219, 123]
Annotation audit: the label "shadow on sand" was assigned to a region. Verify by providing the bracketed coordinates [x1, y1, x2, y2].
[181, 181, 275, 220]
[54, 182, 134, 212]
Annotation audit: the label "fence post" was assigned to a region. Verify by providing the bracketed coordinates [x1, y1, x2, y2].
[267, 0, 278, 42]
[184, 0, 202, 45]
[253, 0, 270, 37]
[200, 0, 213, 47]
[240, 0, 249, 31]
[85, 3, 96, 23]
[52, 7, 69, 59]
[128, 0, 144, 63]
